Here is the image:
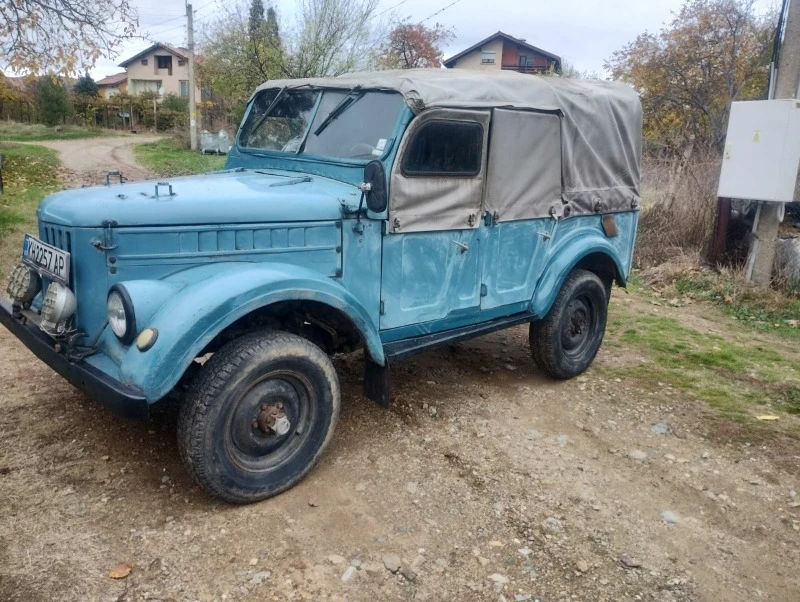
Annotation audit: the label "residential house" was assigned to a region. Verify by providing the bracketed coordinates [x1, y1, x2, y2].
[443, 31, 561, 75]
[118, 42, 198, 98]
[96, 72, 128, 98]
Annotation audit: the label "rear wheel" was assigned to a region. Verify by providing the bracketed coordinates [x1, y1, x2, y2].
[529, 269, 609, 379]
[177, 330, 340, 504]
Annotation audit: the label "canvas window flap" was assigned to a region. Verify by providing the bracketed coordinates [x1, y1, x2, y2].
[389, 108, 490, 233]
[484, 110, 562, 221]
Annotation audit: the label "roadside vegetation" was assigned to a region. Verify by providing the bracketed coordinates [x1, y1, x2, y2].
[133, 138, 227, 177]
[603, 293, 800, 443]
[0, 143, 60, 278]
[0, 122, 108, 141]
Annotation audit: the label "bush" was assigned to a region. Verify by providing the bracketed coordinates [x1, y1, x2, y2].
[636, 152, 721, 268]
[35, 75, 71, 126]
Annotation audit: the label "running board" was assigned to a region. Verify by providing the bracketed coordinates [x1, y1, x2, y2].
[383, 311, 536, 361]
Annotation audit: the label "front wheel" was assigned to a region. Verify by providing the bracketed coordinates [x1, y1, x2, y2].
[529, 269, 609, 379]
[177, 330, 340, 504]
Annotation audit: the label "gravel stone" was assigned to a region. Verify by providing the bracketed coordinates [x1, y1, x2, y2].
[382, 554, 402, 573]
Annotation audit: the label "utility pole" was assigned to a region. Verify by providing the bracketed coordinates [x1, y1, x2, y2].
[187, 2, 198, 151]
[746, 0, 800, 284]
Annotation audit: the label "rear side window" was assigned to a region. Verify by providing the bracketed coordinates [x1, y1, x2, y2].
[402, 120, 483, 176]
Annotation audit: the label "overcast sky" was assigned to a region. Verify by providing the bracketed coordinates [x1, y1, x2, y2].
[89, 0, 777, 80]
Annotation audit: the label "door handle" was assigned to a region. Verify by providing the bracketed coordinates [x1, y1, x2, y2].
[451, 240, 469, 253]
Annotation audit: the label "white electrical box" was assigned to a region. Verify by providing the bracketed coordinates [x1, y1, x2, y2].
[718, 99, 800, 203]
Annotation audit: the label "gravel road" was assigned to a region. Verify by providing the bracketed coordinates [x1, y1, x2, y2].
[0, 140, 798, 602]
[22, 135, 162, 186]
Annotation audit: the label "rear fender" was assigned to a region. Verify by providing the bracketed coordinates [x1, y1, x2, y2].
[112, 262, 383, 402]
[531, 224, 630, 318]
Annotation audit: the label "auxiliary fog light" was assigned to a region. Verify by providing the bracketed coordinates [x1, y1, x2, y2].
[6, 263, 41, 304]
[40, 282, 77, 335]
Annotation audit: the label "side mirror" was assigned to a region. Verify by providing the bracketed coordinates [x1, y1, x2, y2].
[362, 160, 387, 213]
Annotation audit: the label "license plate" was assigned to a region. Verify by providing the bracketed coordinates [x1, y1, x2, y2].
[22, 234, 70, 283]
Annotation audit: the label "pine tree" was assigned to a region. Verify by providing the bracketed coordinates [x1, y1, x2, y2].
[249, 0, 266, 35]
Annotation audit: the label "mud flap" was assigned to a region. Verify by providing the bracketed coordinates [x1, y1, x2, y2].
[364, 359, 391, 408]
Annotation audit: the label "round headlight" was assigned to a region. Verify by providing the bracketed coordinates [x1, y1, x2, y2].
[40, 282, 77, 334]
[7, 263, 41, 304]
[107, 285, 136, 344]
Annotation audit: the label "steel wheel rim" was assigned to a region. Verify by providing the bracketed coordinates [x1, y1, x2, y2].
[224, 370, 316, 472]
[560, 294, 596, 359]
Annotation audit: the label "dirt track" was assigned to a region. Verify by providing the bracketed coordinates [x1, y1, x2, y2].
[20, 135, 162, 186]
[1, 141, 799, 602]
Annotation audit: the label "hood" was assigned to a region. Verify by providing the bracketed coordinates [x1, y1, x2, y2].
[38, 169, 361, 227]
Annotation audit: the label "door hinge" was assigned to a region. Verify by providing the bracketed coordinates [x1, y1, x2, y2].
[483, 211, 499, 226]
[379, 300, 385, 315]
[467, 213, 476, 227]
[480, 283, 487, 297]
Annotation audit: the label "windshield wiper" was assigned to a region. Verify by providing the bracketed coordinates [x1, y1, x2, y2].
[247, 87, 287, 137]
[312, 86, 363, 136]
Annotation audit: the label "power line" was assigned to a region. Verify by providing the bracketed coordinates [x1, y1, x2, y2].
[375, 0, 415, 18]
[419, 0, 463, 23]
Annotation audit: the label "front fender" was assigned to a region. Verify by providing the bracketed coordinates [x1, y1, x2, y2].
[531, 218, 633, 318]
[113, 262, 384, 402]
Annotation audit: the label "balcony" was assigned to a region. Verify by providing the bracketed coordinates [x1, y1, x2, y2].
[501, 64, 550, 75]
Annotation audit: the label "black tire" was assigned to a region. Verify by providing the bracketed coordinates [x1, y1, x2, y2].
[177, 330, 340, 504]
[529, 269, 609, 379]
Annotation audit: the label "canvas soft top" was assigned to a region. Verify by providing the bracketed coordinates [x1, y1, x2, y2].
[252, 69, 643, 219]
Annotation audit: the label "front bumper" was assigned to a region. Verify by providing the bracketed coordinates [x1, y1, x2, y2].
[0, 297, 149, 420]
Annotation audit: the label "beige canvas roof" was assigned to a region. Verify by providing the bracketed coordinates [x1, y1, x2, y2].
[253, 69, 643, 219]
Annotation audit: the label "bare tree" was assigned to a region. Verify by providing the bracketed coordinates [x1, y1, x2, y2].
[0, 0, 138, 74]
[284, 0, 382, 78]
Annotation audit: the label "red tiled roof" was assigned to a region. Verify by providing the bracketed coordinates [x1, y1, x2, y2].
[96, 72, 127, 86]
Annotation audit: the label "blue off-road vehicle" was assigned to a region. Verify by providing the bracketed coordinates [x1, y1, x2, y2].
[2, 70, 641, 503]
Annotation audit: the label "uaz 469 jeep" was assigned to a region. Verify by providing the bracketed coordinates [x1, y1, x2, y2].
[2, 70, 641, 503]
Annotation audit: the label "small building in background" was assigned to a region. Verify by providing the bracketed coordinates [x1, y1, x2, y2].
[443, 31, 561, 75]
[96, 72, 128, 99]
[117, 42, 198, 98]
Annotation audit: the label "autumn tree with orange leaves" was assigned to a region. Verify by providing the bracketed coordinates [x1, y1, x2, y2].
[376, 20, 454, 70]
[0, 0, 138, 75]
[605, 0, 774, 156]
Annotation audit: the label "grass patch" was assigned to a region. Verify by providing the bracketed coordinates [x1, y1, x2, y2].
[604, 302, 800, 426]
[133, 138, 226, 177]
[637, 259, 800, 341]
[0, 122, 108, 141]
[0, 143, 61, 279]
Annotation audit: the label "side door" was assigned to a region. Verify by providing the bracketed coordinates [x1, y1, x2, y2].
[379, 109, 490, 331]
[480, 109, 563, 310]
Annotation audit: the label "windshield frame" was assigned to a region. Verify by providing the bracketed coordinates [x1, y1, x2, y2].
[235, 86, 406, 167]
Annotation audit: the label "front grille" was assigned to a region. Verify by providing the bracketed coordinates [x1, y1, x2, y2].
[38, 224, 74, 290]
[41, 225, 72, 254]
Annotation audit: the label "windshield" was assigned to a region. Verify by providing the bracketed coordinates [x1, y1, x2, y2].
[238, 88, 404, 161]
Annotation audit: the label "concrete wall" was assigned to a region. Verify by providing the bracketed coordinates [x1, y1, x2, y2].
[125, 50, 198, 98]
[449, 38, 504, 71]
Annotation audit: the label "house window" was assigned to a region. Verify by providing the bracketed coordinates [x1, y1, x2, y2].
[519, 54, 528, 66]
[157, 56, 172, 69]
[179, 80, 189, 97]
[141, 59, 148, 65]
[178, 59, 187, 66]
[402, 120, 483, 176]
[481, 51, 496, 64]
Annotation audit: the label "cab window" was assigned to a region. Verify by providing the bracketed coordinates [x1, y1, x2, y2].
[402, 120, 483, 176]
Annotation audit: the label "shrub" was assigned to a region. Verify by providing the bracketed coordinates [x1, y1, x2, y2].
[636, 152, 721, 268]
[34, 75, 71, 126]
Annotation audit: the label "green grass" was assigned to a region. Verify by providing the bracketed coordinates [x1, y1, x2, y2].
[133, 138, 226, 177]
[0, 143, 61, 279]
[671, 276, 800, 340]
[603, 302, 800, 426]
[0, 122, 108, 141]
